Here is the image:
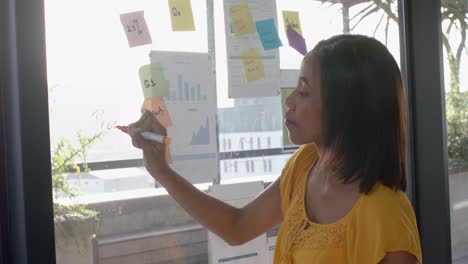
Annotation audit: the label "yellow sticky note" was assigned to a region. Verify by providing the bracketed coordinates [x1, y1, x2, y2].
[141, 97, 173, 128]
[241, 48, 265, 83]
[169, 0, 195, 31]
[282, 11, 302, 36]
[229, 3, 256, 37]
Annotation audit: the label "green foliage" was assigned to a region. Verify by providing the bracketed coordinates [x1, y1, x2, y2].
[446, 91, 468, 172]
[51, 131, 104, 222]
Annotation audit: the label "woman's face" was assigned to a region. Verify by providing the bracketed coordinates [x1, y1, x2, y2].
[285, 56, 322, 145]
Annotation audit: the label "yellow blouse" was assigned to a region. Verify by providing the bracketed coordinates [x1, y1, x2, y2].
[273, 144, 423, 264]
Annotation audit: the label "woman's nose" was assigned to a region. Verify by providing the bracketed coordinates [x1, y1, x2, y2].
[285, 92, 294, 110]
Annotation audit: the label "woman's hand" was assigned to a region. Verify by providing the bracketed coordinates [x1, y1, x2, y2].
[128, 110, 170, 178]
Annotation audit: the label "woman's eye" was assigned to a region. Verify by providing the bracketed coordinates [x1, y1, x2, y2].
[299, 80, 305, 87]
[298, 91, 307, 97]
[297, 79, 305, 88]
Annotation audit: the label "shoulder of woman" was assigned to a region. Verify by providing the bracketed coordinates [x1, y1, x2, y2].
[281, 144, 318, 183]
[290, 143, 319, 167]
[356, 182, 416, 221]
[348, 183, 422, 264]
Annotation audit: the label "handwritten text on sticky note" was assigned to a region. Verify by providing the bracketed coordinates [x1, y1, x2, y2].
[241, 48, 265, 83]
[229, 3, 256, 37]
[169, 0, 195, 31]
[120, 11, 152, 48]
[139, 64, 170, 100]
[141, 97, 173, 128]
[256, 18, 282, 50]
[282, 11, 302, 36]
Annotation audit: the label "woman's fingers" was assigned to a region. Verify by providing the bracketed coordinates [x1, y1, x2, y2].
[150, 116, 167, 136]
[134, 131, 164, 153]
[134, 133, 154, 154]
[138, 111, 167, 137]
[134, 132, 167, 175]
[128, 110, 152, 132]
[130, 116, 170, 177]
[136, 110, 152, 125]
[129, 110, 168, 150]
[132, 131, 144, 149]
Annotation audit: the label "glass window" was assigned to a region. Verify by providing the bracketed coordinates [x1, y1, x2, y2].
[440, 1, 468, 262]
[45, 0, 402, 263]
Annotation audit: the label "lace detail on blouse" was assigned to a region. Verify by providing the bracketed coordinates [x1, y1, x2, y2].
[279, 171, 348, 263]
[294, 223, 346, 249]
[283, 187, 347, 249]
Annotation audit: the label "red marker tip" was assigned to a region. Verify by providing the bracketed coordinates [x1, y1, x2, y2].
[116, 125, 128, 133]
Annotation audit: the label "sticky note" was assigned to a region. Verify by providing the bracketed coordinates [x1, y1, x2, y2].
[139, 64, 170, 100]
[141, 97, 173, 128]
[120, 11, 152, 48]
[168, 0, 195, 31]
[229, 3, 256, 37]
[287, 26, 307, 56]
[282, 11, 302, 36]
[241, 48, 265, 83]
[255, 19, 282, 50]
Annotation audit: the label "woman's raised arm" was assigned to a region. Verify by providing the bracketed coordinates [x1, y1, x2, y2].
[130, 111, 283, 245]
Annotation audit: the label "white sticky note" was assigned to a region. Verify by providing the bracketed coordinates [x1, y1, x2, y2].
[120, 11, 152, 48]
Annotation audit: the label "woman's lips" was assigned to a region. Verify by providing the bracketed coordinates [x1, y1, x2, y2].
[285, 119, 296, 129]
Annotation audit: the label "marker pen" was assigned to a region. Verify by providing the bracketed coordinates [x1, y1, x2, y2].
[116, 125, 166, 144]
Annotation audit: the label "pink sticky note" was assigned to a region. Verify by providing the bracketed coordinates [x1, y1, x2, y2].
[120, 11, 152, 48]
[141, 97, 173, 128]
[286, 25, 307, 55]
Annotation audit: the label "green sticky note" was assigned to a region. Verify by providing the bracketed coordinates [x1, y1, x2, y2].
[169, 0, 195, 31]
[229, 3, 256, 37]
[241, 48, 265, 82]
[281, 87, 296, 148]
[139, 64, 170, 100]
[282, 11, 302, 36]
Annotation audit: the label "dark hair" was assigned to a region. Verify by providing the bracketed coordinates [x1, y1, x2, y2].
[312, 34, 407, 194]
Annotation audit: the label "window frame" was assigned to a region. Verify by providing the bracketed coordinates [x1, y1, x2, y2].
[399, 0, 452, 262]
[1, 0, 56, 262]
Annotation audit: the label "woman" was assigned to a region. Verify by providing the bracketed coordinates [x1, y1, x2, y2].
[129, 34, 422, 263]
